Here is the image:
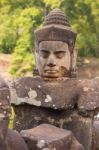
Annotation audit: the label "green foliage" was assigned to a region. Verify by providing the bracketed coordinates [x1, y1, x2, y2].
[62, 0, 99, 57]
[0, 0, 99, 76]
[9, 107, 15, 129]
[9, 7, 42, 77]
[43, 0, 62, 8]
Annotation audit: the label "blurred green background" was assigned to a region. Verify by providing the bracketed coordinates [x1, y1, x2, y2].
[0, 0, 99, 77]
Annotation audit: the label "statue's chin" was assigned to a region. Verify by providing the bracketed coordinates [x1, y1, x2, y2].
[41, 74, 62, 81]
[40, 70, 70, 81]
[43, 77, 61, 81]
[43, 72, 59, 77]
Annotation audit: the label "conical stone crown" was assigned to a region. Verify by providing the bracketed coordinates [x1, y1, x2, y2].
[35, 8, 77, 52]
[44, 8, 70, 27]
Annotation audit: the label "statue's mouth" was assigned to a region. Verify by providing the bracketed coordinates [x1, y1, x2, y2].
[45, 70, 58, 74]
[44, 68, 59, 76]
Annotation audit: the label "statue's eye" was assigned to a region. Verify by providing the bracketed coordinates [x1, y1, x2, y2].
[40, 50, 49, 58]
[55, 51, 66, 59]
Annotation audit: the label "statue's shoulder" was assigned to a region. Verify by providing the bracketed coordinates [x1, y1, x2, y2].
[10, 76, 43, 93]
[10, 76, 42, 98]
[12, 76, 42, 87]
[77, 78, 99, 112]
[10, 76, 47, 106]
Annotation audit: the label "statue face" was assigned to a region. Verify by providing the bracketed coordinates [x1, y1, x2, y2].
[36, 41, 71, 80]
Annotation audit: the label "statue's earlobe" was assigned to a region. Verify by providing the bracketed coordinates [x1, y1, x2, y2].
[71, 48, 77, 78]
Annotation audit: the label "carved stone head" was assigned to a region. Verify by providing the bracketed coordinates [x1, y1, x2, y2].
[0, 77, 10, 145]
[34, 9, 77, 81]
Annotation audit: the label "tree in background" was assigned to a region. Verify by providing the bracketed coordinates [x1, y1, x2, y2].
[9, 7, 42, 77]
[0, 0, 98, 77]
[62, 0, 99, 57]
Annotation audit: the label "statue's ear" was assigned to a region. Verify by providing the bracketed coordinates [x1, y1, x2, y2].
[34, 41, 39, 52]
[72, 48, 77, 70]
[71, 48, 77, 78]
[33, 50, 39, 76]
[33, 67, 39, 76]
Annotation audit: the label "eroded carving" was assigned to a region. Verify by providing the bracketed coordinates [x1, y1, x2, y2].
[0, 77, 28, 150]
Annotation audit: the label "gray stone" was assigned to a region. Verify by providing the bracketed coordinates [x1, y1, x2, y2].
[0, 77, 28, 150]
[78, 78, 99, 112]
[93, 120, 99, 150]
[11, 77, 99, 150]
[21, 124, 84, 150]
[5, 129, 28, 150]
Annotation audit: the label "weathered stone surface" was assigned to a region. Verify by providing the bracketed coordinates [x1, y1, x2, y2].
[10, 77, 99, 150]
[11, 77, 99, 113]
[0, 78, 10, 117]
[0, 129, 28, 150]
[21, 124, 84, 150]
[11, 77, 78, 110]
[5, 129, 28, 150]
[78, 78, 99, 112]
[0, 77, 28, 150]
[13, 104, 92, 150]
[65, 112, 92, 150]
[93, 120, 99, 150]
[0, 77, 10, 147]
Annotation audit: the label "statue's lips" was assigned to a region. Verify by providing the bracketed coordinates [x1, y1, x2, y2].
[46, 70, 57, 73]
[43, 69, 60, 78]
[44, 69, 58, 74]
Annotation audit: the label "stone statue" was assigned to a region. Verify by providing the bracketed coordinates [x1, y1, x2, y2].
[34, 9, 77, 79]
[0, 76, 28, 150]
[6, 9, 99, 150]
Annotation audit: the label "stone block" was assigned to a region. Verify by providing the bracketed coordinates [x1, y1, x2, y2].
[21, 124, 84, 150]
[5, 129, 28, 150]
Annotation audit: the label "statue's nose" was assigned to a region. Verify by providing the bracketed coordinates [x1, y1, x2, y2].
[47, 56, 56, 67]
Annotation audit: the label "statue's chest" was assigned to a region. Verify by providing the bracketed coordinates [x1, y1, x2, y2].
[11, 79, 78, 110]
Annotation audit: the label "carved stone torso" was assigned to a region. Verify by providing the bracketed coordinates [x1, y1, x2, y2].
[10, 77, 99, 150]
[11, 77, 78, 109]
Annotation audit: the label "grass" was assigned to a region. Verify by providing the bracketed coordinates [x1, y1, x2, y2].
[9, 107, 15, 129]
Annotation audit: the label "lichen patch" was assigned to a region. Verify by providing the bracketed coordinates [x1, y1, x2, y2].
[83, 87, 89, 92]
[28, 89, 41, 106]
[28, 90, 37, 98]
[38, 85, 41, 88]
[45, 95, 52, 103]
[37, 140, 45, 148]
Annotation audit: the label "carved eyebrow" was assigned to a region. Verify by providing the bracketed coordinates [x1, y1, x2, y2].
[54, 51, 66, 54]
[40, 49, 50, 53]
